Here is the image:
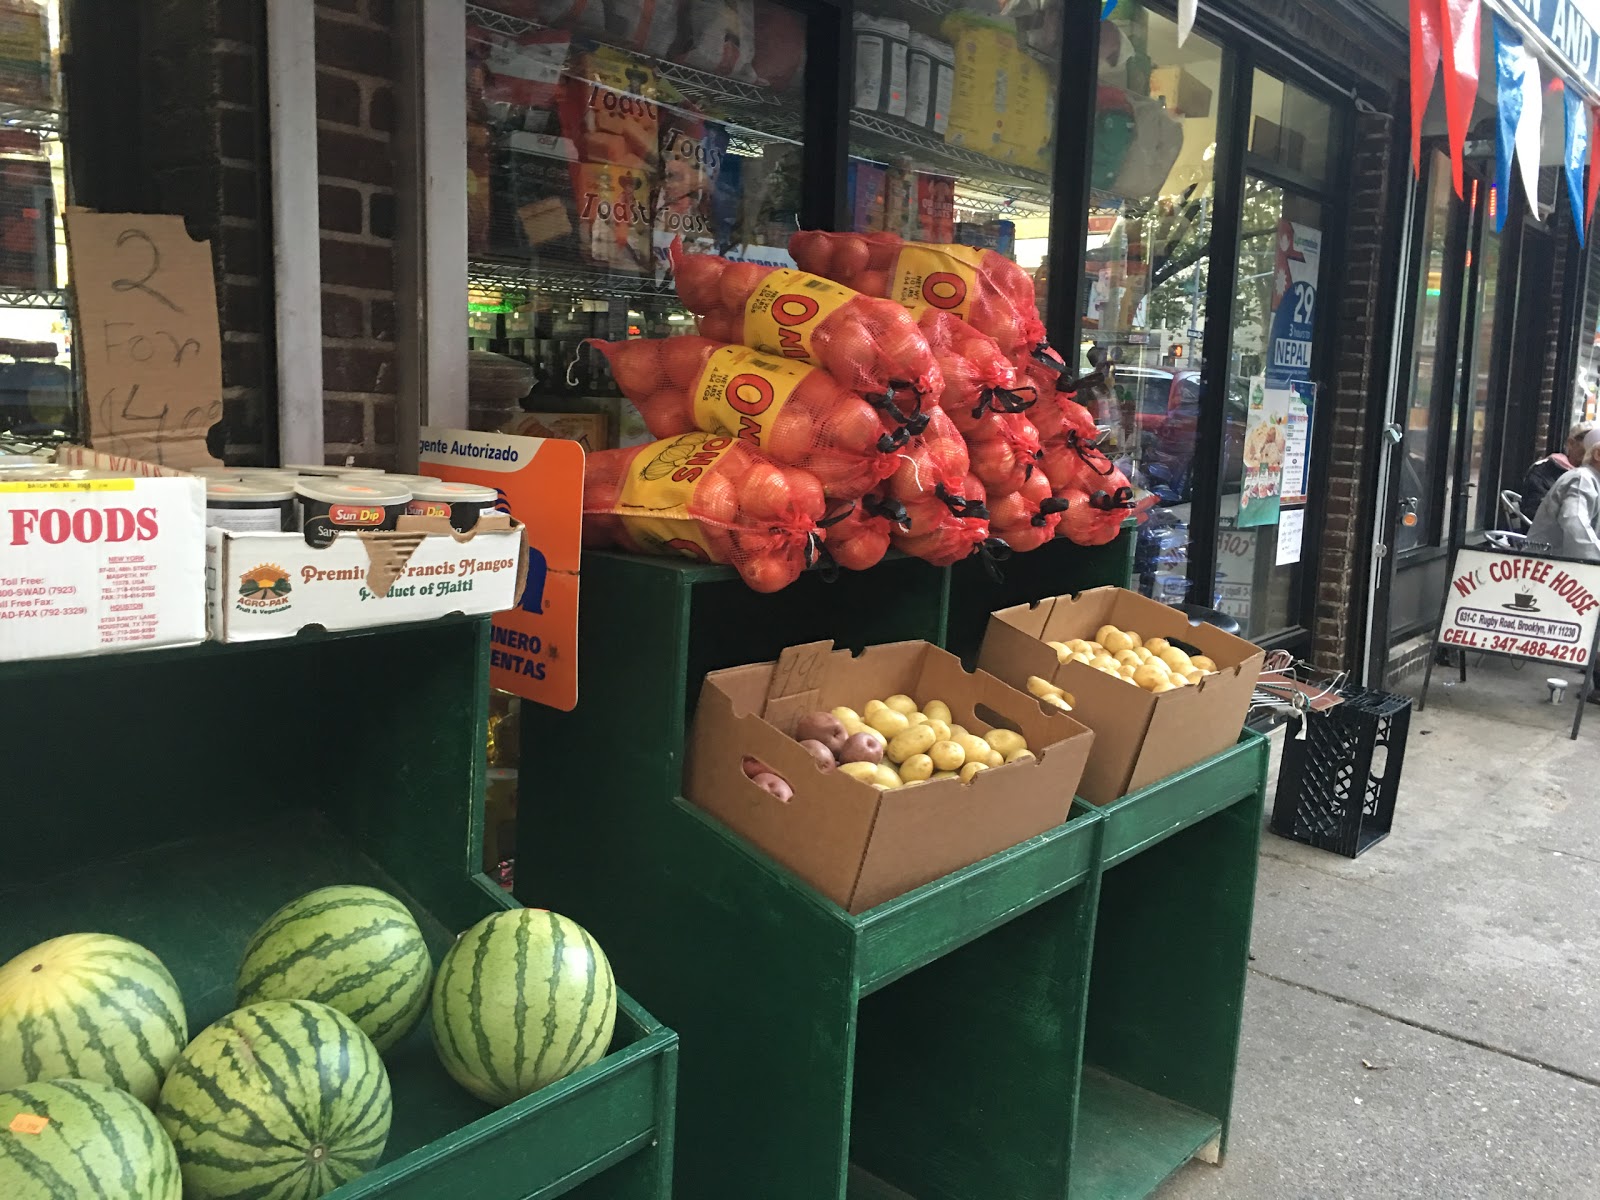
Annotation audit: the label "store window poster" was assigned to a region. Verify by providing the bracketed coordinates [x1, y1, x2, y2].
[1238, 375, 1288, 528]
[1282, 380, 1315, 504]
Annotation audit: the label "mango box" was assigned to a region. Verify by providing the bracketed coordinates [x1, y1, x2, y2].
[686, 639, 1094, 914]
[206, 514, 527, 643]
[979, 588, 1263, 806]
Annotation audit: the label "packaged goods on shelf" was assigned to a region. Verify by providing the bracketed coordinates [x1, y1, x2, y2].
[883, 163, 918, 240]
[980, 588, 1263, 805]
[587, 336, 900, 500]
[686, 639, 1094, 912]
[677, 0, 757, 79]
[582, 432, 827, 592]
[853, 13, 911, 120]
[669, 242, 944, 406]
[906, 32, 955, 135]
[918, 173, 956, 241]
[655, 87, 728, 249]
[750, 1, 806, 89]
[0, 449, 205, 662]
[789, 229, 1046, 358]
[0, 156, 53, 290]
[849, 159, 888, 233]
[506, 410, 610, 451]
[606, 0, 679, 56]
[940, 14, 1052, 168]
[0, 0, 50, 108]
[560, 46, 661, 171]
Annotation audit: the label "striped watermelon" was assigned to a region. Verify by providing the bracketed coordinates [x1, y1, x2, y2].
[0, 1078, 180, 1199]
[0, 934, 187, 1108]
[431, 909, 616, 1107]
[236, 885, 432, 1053]
[157, 1000, 391, 1200]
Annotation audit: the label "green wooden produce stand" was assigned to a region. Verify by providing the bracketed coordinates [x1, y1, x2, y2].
[519, 550, 1270, 1198]
[1, 618, 677, 1200]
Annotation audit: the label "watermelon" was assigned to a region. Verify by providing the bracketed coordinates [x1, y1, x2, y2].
[157, 1000, 391, 1200]
[0, 934, 188, 1107]
[0, 1077, 180, 1199]
[431, 908, 617, 1107]
[236, 885, 433, 1053]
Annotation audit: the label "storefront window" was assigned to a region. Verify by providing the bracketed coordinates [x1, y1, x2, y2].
[0, 0, 68, 446]
[465, 0, 805, 437]
[1247, 69, 1332, 183]
[1084, 6, 1224, 607]
[844, 0, 1061, 315]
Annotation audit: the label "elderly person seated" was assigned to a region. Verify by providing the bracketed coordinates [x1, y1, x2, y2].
[1528, 426, 1600, 561]
[1521, 421, 1596, 519]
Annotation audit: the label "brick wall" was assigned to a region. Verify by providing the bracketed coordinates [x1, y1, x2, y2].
[1536, 166, 1571, 452]
[316, 0, 399, 468]
[1312, 104, 1398, 673]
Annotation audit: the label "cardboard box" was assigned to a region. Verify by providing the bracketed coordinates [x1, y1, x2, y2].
[207, 516, 527, 643]
[686, 640, 1094, 914]
[1148, 67, 1213, 118]
[979, 588, 1263, 806]
[0, 449, 206, 662]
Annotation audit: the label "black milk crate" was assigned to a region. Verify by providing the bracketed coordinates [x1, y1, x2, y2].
[1270, 687, 1412, 858]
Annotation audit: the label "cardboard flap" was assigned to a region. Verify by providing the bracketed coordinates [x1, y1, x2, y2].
[761, 640, 834, 731]
[358, 531, 428, 597]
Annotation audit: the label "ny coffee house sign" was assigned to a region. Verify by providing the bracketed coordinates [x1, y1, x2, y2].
[1439, 549, 1600, 667]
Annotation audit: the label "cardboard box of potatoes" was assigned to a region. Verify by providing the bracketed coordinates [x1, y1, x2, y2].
[980, 587, 1264, 806]
[687, 640, 1094, 913]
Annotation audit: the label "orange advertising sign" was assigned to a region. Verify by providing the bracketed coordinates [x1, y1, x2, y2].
[420, 428, 583, 710]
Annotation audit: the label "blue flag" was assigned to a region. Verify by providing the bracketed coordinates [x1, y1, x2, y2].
[1566, 86, 1590, 246]
[1103, 0, 1118, 15]
[1494, 16, 1530, 233]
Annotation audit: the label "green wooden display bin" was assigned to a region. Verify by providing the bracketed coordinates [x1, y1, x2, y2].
[944, 526, 1136, 664]
[1069, 733, 1270, 1200]
[0, 619, 677, 1200]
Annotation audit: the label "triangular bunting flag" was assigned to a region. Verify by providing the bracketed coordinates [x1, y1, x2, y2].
[1410, 0, 1442, 175]
[1493, 16, 1525, 232]
[1514, 47, 1542, 214]
[1440, 0, 1481, 197]
[1564, 84, 1588, 245]
[1103, 0, 1117, 17]
[1178, 0, 1197, 44]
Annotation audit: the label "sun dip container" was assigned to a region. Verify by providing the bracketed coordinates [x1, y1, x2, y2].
[295, 477, 411, 546]
[405, 479, 499, 533]
[285, 463, 387, 477]
[205, 478, 296, 533]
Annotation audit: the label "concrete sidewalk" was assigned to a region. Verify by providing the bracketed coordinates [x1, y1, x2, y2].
[1157, 655, 1600, 1199]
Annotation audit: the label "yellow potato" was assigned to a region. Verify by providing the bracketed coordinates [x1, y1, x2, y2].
[1101, 629, 1134, 654]
[1133, 663, 1169, 691]
[1150, 680, 1179, 694]
[1126, 630, 1143, 649]
[883, 694, 919, 715]
[1085, 642, 1106, 656]
[1144, 636, 1171, 655]
[1065, 638, 1093, 653]
[899, 753, 934, 782]
[953, 733, 993, 765]
[839, 762, 879, 783]
[959, 761, 989, 784]
[856, 724, 888, 747]
[986, 729, 1027, 757]
[1190, 655, 1218, 673]
[1071, 652, 1095, 665]
[1046, 641, 1073, 662]
[922, 700, 952, 723]
[831, 706, 860, 724]
[1133, 646, 1153, 662]
[947, 724, 969, 740]
[1090, 654, 1119, 672]
[872, 764, 903, 789]
[863, 699, 889, 719]
[928, 740, 966, 771]
[930, 770, 960, 781]
[867, 707, 911, 738]
[1041, 694, 1074, 712]
[1027, 675, 1064, 699]
[986, 750, 1004, 767]
[886, 724, 938, 764]
[1005, 748, 1036, 764]
[925, 718, 952, 741]
[1114, 649, 1142, 667]
[1183, 669, 1204, 685]
[907, 711, 930, 727]
[1118, 668, 1136, 682]
[1095, 624, 1123, 646]
[1168, 673, 1190, 687]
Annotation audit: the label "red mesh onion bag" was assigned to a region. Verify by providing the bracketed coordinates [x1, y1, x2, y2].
[588, 336, 899, 501]
[1057, 483, 1148, 548]
[822, 488, 906, 572]
[914, 308, 1039, 436]
[884, 406, 970, 512]
[891, 469, 990, 568]
[790, 230, 1047, 358]
[988, 467, 1069, 554]
[582, 432, 827, 592]
[668, 242, 943, 414]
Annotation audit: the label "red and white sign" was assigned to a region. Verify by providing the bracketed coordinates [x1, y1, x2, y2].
[0, 472, 206, 661]
[1439, 548, 1600, 668]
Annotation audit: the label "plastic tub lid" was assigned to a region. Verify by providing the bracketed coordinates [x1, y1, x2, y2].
[354, 472, 443, 489]
[285, 463, 386, 476]
[207, 479, 296, 502]
[191, 466, 244, 478]
[408, 479, 498, 502]
[294, 478, 413, 505]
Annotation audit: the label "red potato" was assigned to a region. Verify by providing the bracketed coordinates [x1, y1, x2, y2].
[751, 772, 795, 801]
[795, 711, 848, 755]
[838, 732, 886, 765]
[742, 756, 773, 779]
[797, 739, 838, 771]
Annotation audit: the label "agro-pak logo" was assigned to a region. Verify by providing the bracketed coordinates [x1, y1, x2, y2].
[236, 564, 291, 613]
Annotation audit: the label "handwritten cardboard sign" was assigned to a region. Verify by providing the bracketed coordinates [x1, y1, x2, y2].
[64, 211, 224, 469]
[1439, 548, 1600, 668]
[421, 427, 584, 711]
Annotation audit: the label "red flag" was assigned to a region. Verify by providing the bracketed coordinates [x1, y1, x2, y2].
[1588, 103, 1600, 231]
[1439, 0, 1481, 197]
[1410, 0, 1442, 174]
